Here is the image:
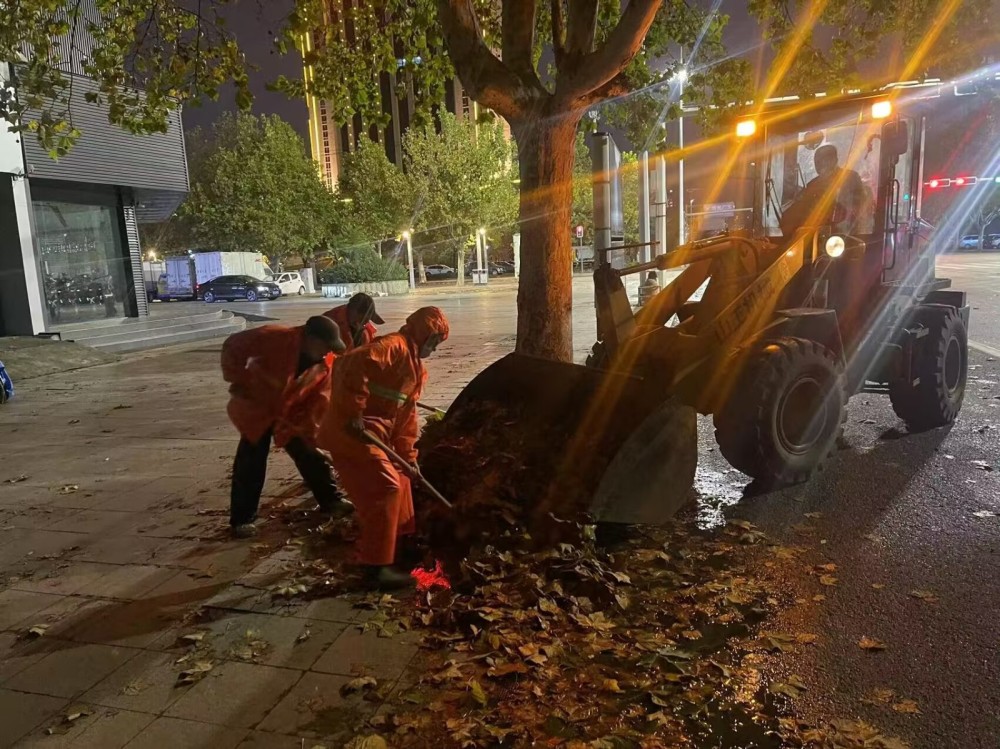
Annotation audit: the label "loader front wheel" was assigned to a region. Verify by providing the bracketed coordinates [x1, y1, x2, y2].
[715, 337, 846, 485]
[889, 305, 967, 430]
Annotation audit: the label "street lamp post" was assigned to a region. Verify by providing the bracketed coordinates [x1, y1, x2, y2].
[477, 228, 486, 272]
[677, 51, 687, 246]
[402, 230, 415, 290]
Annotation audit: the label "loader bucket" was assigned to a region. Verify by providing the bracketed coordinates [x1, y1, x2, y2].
[428, 352, 697, 526]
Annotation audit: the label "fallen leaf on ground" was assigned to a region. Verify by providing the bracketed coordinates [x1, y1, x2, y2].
[908, 589, 938, 603]
[770, 675, 808, 699]
[796, 633, 819, 645]
[176, 661, 214, 685]
[179, 632, 206, 644]
[296, 628, 312, 644]
[340, 676, 377, 696]
[972, 510, 997, 518]
[871, 583, 886, 590]
[601, 679, 623, 693]
[22, 624, 48, 639]
[4, 475, 28, 484]
[892, 699, 921, 714]
[121, 679, 147, 696]
[815, 563, 838, 573]
[273, 583, 308, 598]
[971, 460, 993, 471]
[681, 629, 702, 640]
[863, 688, 896, 705]
[469, 679, 488, 707]
[858, 636, 887, 651]
[343, 737, 388, 749]
[804, 512, 822, 519]
[819, 575, 838, 586]
[56, 485, 79, 495]
[813, 594, 827, 602]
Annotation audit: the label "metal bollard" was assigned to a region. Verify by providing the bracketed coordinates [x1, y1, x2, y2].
[637, 271, 660, 307]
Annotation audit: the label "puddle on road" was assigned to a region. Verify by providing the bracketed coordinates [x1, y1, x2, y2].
[692, 465, 749, 529]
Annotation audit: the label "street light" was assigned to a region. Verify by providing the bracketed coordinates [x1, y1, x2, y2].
[402, 230, 415, 290]
[675, 52, 687, 246]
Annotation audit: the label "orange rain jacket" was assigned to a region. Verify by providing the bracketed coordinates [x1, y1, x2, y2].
[221, 325, 334, 448]
[323, 305, 377, 352]
[318, 307, 450, 565]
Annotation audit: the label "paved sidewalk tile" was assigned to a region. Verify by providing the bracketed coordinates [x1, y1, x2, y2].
[237, 730, 316, 748]
[121, 716, 248, 749]
[17, 705, 154, 748]
[202, 611, 347, 671]
[0, 688, 68, 748]
[311, 628, 420, 681]
[81, 650, 196, 714]
[0, 633, 53, 683]
[3, 642, 140, 699]
[165, 660, 302, 728]
[0, 590, 62, 632]
[256, 671, 376, 740]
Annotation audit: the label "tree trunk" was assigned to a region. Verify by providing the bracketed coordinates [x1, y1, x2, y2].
[511, 114, 582, 361]
[979, 224, 988, 252]
[457, 247, 466, 285]
[417, 251, 427, 284]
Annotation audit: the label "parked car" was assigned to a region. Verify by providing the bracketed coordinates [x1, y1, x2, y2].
[424, 264, 456, 280]
[990, 234, 1000, 249]
[267, 271, 306, 295]
[200, 275, 281, 303]
[959, 234, 985, 249]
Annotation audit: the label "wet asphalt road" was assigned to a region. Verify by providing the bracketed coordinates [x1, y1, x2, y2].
[691, 252, 1000, 749]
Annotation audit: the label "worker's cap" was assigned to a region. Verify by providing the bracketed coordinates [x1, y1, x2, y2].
[347, 293, 385, 325]
[303, 316, 347, 354]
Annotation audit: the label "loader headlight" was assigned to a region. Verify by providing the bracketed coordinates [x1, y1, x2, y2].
[825, 235, 846, 258]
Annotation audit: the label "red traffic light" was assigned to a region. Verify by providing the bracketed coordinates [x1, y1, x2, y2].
[928, 179, 940, 188]
[954, 177, 966, 186]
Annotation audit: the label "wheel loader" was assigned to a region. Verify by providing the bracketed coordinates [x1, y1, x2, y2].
[433, 92, 970, 526]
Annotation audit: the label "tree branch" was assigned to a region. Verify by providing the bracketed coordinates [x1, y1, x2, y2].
[436, 0, 540, 119]
[501, 0, 538, 83]
[565, 0, 599, 58]
[555, 0, 660, 103]
[550, 0, 567, 68]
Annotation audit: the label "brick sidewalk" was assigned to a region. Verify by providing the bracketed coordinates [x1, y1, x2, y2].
[0, 276, 647, 747]
[0, 336, 478, 748]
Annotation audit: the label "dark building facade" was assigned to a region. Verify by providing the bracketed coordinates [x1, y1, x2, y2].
[0, 5, 187, 336]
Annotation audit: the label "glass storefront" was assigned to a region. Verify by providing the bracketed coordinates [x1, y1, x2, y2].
[32, 200, 131, 325]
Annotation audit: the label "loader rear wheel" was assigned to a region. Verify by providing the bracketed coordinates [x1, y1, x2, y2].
[889, 305, 967, 430]
[714, 337, 846, 485]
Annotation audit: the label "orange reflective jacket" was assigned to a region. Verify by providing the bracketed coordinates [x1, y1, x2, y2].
[221, 325, 334, 447]
[323, 305, 377, 351]
[324, 331, 425, 461]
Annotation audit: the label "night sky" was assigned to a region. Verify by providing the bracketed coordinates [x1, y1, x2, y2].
[181, 0, 762, 140]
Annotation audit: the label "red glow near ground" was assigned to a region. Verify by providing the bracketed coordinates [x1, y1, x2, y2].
[410, 560, 451, 591]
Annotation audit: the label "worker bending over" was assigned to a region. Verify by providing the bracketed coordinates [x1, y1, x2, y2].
[323, 293, 384, 351]
[223, 316, 348, 538]
[318, 306, 450, 589]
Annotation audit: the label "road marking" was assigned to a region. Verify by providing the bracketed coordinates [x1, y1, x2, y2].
[970, 340, 1000, 358]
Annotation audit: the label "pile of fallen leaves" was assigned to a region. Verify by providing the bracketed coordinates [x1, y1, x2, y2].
[375, 522, 782, 747]
[417, 401, 617, 561]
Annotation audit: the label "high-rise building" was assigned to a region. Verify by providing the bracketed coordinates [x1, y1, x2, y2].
[300, 2, 507, 189]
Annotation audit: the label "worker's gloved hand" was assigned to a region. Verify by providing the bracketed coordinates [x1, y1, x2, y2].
[405, 463, 423, 481]
[347, 416, 366, 437]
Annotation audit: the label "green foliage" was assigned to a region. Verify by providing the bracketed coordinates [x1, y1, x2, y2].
[2, 1, 249, 155]
[338, 139, 413, 243]
[181, 112, 341, 268]
[747, 0, 995, 95]
[318, 248, 407, 284]
[404, 113, 518, 260]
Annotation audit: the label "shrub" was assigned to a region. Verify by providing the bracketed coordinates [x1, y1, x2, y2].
[319, 249, 407, 284]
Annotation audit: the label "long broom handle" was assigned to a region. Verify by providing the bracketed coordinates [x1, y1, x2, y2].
[361, 429, 453, 510]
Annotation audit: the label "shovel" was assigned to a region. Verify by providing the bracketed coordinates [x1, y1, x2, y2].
[361, 429, 453, 510]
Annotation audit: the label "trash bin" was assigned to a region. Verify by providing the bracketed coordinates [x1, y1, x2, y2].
[472, 269, 489, 285]
[637, 271, 660, 307]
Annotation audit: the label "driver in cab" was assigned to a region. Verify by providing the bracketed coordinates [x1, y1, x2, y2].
[779, 144, 870, 237]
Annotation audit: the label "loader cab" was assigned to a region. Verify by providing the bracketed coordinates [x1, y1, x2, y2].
[737, 97, 925, 286]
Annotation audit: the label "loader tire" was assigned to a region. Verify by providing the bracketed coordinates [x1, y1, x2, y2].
[889, 305, 967, 430]
[714, 337, 846, 486]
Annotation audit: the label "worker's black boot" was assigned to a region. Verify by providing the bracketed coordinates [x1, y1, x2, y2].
[361, 565, 415, 591]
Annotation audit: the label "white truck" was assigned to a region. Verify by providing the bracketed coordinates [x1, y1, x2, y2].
[151, 252, 273, 300]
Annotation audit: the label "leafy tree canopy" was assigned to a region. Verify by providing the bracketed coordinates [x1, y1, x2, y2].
[181, 112, 341, 268]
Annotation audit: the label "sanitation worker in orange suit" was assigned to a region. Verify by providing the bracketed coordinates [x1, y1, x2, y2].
[319, 306, 450, 590]
[223, 316, 349, 538]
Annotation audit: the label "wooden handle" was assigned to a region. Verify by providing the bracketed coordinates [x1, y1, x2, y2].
[361, 430, 453, 510]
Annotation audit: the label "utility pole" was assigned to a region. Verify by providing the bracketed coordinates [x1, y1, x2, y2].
[403, 231, 415, 290]
[677, 47, 687, 247]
